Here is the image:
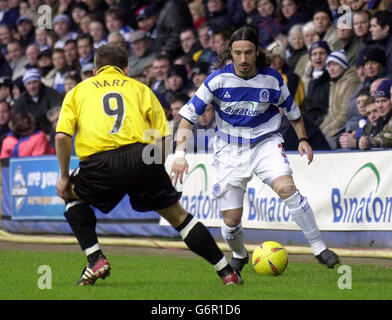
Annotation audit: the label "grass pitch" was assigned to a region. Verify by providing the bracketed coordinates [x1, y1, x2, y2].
[1, 249, 391, 300]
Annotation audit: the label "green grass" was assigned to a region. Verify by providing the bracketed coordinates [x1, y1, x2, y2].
[1, 249, 392, 300]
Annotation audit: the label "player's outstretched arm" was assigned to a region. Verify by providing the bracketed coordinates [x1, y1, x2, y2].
[171, 118, 194, 186]
[290, 116, 313, 165]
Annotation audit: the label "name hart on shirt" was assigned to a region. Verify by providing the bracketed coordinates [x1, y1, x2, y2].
[91, 79, 128, 88]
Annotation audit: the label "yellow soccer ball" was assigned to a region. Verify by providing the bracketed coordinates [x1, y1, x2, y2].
[252, 241, 288, 276]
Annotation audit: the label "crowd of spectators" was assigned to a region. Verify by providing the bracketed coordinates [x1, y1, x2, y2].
[0, 0, 392, 159]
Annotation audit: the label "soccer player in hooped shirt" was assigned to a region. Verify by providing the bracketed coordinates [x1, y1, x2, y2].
[55, 44, 241, 286]
[171, 26, 340, 276]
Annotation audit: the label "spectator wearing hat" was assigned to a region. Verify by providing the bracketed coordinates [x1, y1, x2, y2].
[80, 63, 94, 80]
[255, 0, 281, 48]
[361, 46, 392, 88]
[7, 40, 28, 80]
[339, 88, 382, 149]
[369, 10, 392, 73]
[53, 14, 78, 49]
[180, 28, 203, 62]
[191, 61, 210, 89]
[0, 100, 11, 150]
[344, 47, 391, 139]
[37, 49, 55, 88]
[312, 7, 339, 50]
[359, 79, 392, 149]
[164, 64, 189, 105]
[136, 4, 159, 40]
[0, 110, 54, 159]
[0, 77, 14, 106]
[77, 34, 94, 67]
[155, 0, 194, 61]
[12, 68, 63, 135]
[304, 40, 331, 126]
[89, 19, 108, 49]
[127, 30, 157, 78]
[267, 41, 306, 114]
[320, 50, 360, 149]
[16, 15, 35, 49]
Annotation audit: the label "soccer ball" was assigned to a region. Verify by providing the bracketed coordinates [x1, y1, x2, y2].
[252, 241, 288, 276]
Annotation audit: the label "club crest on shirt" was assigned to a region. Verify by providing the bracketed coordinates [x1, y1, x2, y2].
[259, 89, 269, 103]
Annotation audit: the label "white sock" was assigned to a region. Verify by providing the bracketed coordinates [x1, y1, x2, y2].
[284, 191, 327, 256]
[214, 256, 229, 272]
[221, 221, 248, 259]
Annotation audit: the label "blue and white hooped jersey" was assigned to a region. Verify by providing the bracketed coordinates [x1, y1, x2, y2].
[179, 63, 301, 144]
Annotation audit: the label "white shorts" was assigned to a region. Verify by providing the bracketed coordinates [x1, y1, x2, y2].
[212, 133, 292, 211]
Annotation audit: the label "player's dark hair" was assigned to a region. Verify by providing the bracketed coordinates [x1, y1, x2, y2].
[94, 44, 128, 70]
[229, 26, 270, 68]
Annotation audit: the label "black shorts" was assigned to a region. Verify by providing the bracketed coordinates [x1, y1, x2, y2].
[70, 143, 181, 213]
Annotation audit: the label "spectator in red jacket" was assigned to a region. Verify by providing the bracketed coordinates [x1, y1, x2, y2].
[0, 110, 54, 159]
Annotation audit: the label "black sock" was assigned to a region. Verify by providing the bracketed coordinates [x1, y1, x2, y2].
[64, 200, 99, 251]
[176, 213, 228, 267]
[87, 250, 103, 265]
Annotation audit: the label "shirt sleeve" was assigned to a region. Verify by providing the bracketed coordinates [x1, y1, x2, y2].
[147, 87, 172, 139]
[179, 82, 214, 124]
[278, 82, 302, 121]
[56, 88, 77, 137]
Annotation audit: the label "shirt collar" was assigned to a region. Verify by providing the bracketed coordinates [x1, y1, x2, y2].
[96, 65, 126, 76]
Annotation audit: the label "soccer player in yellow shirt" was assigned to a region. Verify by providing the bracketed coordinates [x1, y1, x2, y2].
[55, 44, 242, 286]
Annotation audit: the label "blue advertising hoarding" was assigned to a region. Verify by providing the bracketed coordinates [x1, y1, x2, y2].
[9, 156, 79, 220]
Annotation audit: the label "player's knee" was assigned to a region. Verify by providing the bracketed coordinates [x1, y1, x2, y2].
[272, 176, 297, 199]
[64, 200, 95, 224]
[221, 208, 243, 227]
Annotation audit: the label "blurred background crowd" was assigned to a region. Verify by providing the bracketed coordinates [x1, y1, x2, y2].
[0, 0, 391, 159]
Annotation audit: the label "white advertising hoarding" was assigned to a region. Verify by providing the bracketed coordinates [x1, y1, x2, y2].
[162, 151, 392, 231]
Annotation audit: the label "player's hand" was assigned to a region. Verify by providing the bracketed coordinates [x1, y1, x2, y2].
[298, 141, 313, 165]
[56, 175, 71, 200]
[171, 157, 189, 187]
